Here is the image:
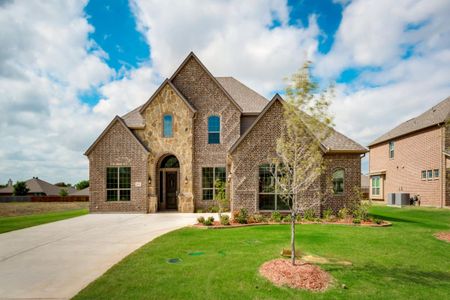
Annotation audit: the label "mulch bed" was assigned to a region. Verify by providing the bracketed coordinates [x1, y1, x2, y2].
[259, 259, 332, 291]
[434, 232, 450, 242]
[193, 220, 391, 229]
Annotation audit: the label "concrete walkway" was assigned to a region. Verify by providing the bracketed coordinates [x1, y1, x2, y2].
[0, 213, 209, 299]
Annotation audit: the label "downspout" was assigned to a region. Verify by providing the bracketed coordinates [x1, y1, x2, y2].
[440, 125, 445, 208]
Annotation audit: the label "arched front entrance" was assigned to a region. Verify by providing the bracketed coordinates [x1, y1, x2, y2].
[158, 155, 180, 211]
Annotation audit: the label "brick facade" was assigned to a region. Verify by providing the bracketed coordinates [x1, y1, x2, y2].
[88, 120, 148, 212]
[369, 126, 445, 207]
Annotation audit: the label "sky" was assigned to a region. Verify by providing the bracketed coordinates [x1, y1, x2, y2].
[1, 0, 450, 184]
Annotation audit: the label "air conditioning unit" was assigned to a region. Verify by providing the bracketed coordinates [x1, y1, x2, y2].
[387, 193, 395, 205]
[396, 193, 410, 206]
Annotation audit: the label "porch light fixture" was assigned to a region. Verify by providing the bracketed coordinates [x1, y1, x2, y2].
[184, 176, 188, 185]
[148, 175, 152, 185]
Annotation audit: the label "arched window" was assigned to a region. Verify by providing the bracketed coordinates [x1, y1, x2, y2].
[160, 155, 179, 168]
[332, 169, 344, 194]
[208, 116, 220, 144]
[163, 114, 173, 137]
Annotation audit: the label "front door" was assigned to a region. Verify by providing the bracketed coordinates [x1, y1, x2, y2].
[165, 172, 178, 209]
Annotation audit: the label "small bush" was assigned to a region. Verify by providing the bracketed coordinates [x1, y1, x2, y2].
[207, 206, 220, 213]
[352, 218, 361, 224]
[296, 214, 303, 222]
[283, 214, 292, 223]
[196, 209, 203, 214]
[323, 208, 333, 220]
[220, 215, 230, 225]
[235, 208, 248, 224]
[207, 216, 214, 223]
[374, 218, 382, 225]
[247, 215, 256, 224]
[254, 214, 266, 223]
[303, 209, 315, 221]
[338, 207, 349, 220]
[197, 216, 205, 224]
[203, 218, 213, 226]
[271, 211, 282, 223]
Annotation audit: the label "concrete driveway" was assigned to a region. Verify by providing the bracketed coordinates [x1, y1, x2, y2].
[0, 213, 208, 299]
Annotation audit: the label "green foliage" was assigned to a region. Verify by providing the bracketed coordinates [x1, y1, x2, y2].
[196, 209, 203, 214]
[353, 202, 371, 221]
[323, 208, 334, 220]
[303, 208, 316, 221]
[207, 216, 214, 223]
[253, 214, 267, 223]
[374, 218, 382, 225]
[203, 218, 212, 226]
[59, 189, 68, 197]
[338, 207, 349, 219]
[234, 208, 248, 224]
[13, 181, 29, 196]
[270, 211, 282, 223]
[206, 206, 219, 213]
[283, 214, 292, 223]
[352, 218, 361, 224]
[219, 215, 230, 225]
[197, 216, 205, 224]
[214, 179, 228, 215]
[75, 180, 89, 190]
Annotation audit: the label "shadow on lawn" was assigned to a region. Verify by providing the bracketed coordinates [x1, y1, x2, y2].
[350, 263, 450, 287]
[369, 214, 419, 225]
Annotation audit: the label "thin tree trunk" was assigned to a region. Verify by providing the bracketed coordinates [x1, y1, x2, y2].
[291, 211, 296, 266]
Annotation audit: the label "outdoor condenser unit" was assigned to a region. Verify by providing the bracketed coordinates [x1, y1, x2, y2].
[387, 193, 395, 205]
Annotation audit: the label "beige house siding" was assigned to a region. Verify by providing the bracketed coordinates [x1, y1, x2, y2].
[135, 83, 195, 212]
[369, 126, 444, 207]
[88, 121, 148, 212]
[172, 56, 241, 210]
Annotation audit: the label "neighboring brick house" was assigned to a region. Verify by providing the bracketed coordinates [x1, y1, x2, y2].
[85, 52, 367, 214]
[368, 97, 450, 207]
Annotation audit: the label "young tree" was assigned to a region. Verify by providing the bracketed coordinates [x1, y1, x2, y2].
[13, 181, 30, 196]
[214, 179, 228, 219]
[75, 180, 89, 190]
[274, 62, 334, 265]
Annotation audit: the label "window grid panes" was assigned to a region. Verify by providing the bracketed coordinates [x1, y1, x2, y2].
[106, 167, 131, 201]
[421, 170, 427, 180]
[258, 164, 292, 211]
[163, 114, 173, 137]
[427, 169, 433, 180]
[332, 169, 344, 194]
[208, 116, 220, 144]
[389, 141, 394, 159]
[371, 176, 380, 196]
[202, 167, 225, 200]
[433, 169, 439, 178]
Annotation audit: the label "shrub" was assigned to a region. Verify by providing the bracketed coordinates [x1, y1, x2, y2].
[234, 208, 248, 224]
[352, 218, 361, 224]
[197, 216, 205, 224]
[374, 218, 382, 225]
[220, 215, 230, 225]
[283, 214, 292, 223]
[352, 202, 370, 221]
[203, 218, 213, 226]
[13, 181, 29, 196]
[59, 188, 68, 197]
[303, 209, 315, 221]
[296, 214, 303, 222]
[247, 215, 256, 224]
[337, 207, 349, 220]
[207, 206, 220, 213]
[323, 208, 333, 220]
[196, 209, 203, 213]
[254, 214, 266, 223]
[271, 211, 282, 222]
[207, 216, 214, 223]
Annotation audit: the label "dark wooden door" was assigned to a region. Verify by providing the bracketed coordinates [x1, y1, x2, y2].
[165, 172, 178, 209]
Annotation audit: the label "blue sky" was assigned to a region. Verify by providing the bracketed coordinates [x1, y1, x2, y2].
[1, 0, 449, 183]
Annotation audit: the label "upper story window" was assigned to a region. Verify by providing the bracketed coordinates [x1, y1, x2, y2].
[434, 169, 440, 179]
[208, 116, 220, 144]
[389, 141, 395, 159]
[106, 167, 131, 201]
[163, 114, 173, 137]
[421, 170, 427, 180]
[332, 169, 344, 194]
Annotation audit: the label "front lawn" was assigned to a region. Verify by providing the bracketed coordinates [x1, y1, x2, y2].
[74, 206, 450, 300]
[0, 202, 88, 233]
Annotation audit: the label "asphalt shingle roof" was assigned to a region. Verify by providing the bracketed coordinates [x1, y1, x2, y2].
[369, 96, 450, 146]
[0, 178, 76, 195]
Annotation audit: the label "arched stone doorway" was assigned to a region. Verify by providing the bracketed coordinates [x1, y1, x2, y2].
[157, 154, 180, 211]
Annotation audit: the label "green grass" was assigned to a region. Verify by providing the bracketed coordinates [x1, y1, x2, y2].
[0, 208, 88, 234]
[74, 207, 450, 300]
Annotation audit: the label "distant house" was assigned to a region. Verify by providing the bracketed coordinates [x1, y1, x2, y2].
[0, 177, 76, 196]
[361, 174, 369, 198]
[368, 97, 450, 207]
[70, 187, 89, 197]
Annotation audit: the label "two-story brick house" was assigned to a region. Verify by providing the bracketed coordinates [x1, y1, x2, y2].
[85, 52, 367, 214]
[368, 97, 450, 207]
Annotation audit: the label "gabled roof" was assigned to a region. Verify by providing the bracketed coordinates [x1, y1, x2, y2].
[0, 178, 74, 196]
[139, 79, 196, 115]
[229, 94, 367, 154]
[84, 116, 149, 156]
[215, 77, 268, 113]
[170, 52, 243, 112]
[368, 96, 450, 147]
[70, 187, 89, 196]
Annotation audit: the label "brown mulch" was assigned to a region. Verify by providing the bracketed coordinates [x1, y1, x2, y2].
[434, 232, 450, 242]
[259, 259, 332, 292]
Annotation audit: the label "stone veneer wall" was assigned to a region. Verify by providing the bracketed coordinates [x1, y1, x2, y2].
[134, 83, 195, 212]
[88, 121, 148, 212]
[172, 57, 241, 210]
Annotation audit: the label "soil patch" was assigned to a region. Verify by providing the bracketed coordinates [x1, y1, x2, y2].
[434, 232, 450, 242]
[259, 258, 332, 291]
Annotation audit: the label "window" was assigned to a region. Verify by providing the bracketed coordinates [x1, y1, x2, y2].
[106, 167, 131, 201]
[434, 169, 440, 179]
[208, 116, 220, 144]
[389, 141, 395, 159]
[421, 170, 427, 180]
[258, 164, 291, 211]
[332, 169, 344, 194]
[427, 169, 433, 180]
[371, 176, 381, 196]
[202, 167, 226, 200]
[163, 114, 173, 137]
